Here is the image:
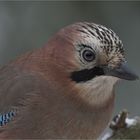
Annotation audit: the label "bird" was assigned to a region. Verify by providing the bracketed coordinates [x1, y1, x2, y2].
[0, 22, 138, 139]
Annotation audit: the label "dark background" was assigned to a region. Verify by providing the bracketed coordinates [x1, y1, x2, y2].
[0, 1, 139, 116]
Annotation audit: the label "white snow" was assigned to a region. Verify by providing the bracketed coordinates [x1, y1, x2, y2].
[125, 117, 138, 127]
[101, 131, 113, 140]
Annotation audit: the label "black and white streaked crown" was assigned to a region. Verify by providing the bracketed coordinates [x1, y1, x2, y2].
[75, 22, 124, 56]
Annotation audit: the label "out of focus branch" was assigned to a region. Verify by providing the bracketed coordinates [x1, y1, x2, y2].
[102, 110, 140, 140]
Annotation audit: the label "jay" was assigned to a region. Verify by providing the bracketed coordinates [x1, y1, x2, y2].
[0, 22, 138, 139]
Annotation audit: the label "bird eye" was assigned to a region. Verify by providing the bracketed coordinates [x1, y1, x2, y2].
[82, 49, 96, 62]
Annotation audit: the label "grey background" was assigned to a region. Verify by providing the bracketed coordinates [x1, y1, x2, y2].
[0, 1, 139, 116]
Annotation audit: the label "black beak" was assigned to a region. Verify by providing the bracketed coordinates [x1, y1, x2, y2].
[104, 62, 139, 80]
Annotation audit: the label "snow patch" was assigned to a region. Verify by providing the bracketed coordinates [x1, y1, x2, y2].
[101, 131, 113, 140]
[125, 117, 138, 127]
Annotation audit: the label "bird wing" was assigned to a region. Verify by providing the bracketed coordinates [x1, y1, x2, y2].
[0, 63, 62, 138]
[0, 64, 47, 115]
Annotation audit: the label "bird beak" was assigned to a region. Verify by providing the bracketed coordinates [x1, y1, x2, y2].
[104, 62, 139, 80]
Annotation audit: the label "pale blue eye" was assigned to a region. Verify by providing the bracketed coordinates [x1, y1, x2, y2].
[82, 50, 96, 62]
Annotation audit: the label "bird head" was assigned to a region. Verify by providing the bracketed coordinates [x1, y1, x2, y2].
[44, 22, 138, 106]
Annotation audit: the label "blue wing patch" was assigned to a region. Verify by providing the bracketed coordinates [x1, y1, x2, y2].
[0, 111, 16, 126]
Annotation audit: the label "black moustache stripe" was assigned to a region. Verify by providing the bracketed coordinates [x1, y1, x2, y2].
[70, 67, 105, 83]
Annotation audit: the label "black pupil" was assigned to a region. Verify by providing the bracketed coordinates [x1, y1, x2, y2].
[83, 50, 95, 62]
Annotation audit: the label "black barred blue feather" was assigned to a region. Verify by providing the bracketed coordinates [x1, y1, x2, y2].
[0, 111, 16, 126]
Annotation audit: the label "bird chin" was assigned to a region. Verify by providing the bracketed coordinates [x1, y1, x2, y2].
[76, 75, 119, 107]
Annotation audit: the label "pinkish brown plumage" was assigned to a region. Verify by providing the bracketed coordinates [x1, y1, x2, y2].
[0, 22, 138, 139]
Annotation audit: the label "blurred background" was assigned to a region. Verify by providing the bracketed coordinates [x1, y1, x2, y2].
[0, 1, 139, 116]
